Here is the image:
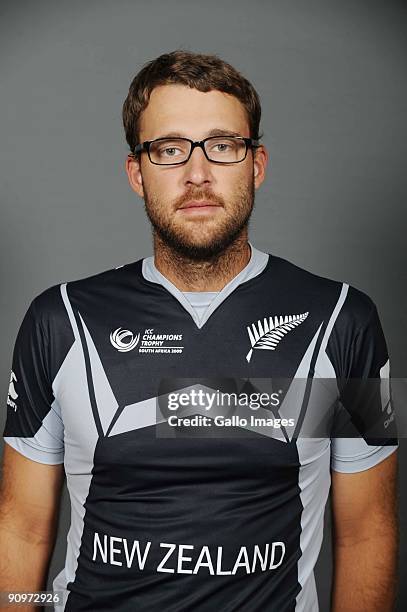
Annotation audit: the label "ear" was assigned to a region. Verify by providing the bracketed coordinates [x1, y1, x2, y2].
[253, 145, 269, 189]
[125, 154, 144, 198]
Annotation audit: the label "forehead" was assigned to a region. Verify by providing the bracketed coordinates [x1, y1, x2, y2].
[139, 84, 250, 140]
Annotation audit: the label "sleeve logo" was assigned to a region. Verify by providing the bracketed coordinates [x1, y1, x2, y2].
[246, 312, 309, 362]
[7, 370, 18, 411]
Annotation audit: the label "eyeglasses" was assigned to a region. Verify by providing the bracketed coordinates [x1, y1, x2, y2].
[131, 135, 260, 166]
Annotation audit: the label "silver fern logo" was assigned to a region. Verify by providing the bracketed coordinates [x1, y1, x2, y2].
[110, 327, 140, 352]
[246, 312, 309, 362]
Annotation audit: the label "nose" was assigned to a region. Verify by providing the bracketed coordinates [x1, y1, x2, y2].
[182, 144, 213, 187]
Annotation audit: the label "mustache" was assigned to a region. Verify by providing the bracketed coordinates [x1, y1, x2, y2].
[175, 189, 225, 208]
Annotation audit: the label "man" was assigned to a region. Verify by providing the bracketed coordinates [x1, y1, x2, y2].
[0, 50, 398, 611]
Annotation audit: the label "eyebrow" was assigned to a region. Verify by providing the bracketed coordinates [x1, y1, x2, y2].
[154, 128, 243, 140]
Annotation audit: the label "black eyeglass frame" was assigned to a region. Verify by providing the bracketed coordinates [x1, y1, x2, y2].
[131, 136, 260, 166]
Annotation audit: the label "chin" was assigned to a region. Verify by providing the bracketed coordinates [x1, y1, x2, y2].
[168, 232, 240, 261]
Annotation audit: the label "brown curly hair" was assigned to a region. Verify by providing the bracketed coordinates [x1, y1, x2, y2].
[122, 49, 262, 153]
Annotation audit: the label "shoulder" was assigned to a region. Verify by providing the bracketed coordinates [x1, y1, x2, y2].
[29, 259, 143, 321]
[269, 254, 376, 327]
[268, 253, 342, 295]
[268, 253, 376, 318]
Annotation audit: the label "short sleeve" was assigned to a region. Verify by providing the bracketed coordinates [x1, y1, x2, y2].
[331, 301, 398, 473]
[3, 297, 64, 464]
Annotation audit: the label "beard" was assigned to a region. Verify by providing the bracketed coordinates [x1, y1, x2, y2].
[142, 172, 256, 261]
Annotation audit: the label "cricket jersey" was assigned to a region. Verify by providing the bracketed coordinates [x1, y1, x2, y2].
[3, 243, 398, 611]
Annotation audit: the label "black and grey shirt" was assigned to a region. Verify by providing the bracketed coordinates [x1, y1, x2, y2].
[3, 243, 398, 611]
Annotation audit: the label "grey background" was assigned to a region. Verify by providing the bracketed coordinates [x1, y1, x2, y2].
[1, 0, 406, 609]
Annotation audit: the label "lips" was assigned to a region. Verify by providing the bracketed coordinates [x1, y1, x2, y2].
[179, 200, 220, 209]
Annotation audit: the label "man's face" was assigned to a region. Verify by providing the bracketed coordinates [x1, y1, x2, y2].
[126, 84, 268, 260]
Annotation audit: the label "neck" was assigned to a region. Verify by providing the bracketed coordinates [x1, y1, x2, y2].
[152, 232, 251, 291]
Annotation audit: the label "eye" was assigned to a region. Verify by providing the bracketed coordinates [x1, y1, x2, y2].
[206, 137, 238, 154]
[213, 142, 231, 152]
[152, 140, 189, 160]
[159, 146, 182, 157]
[209, 141, 233, 152]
